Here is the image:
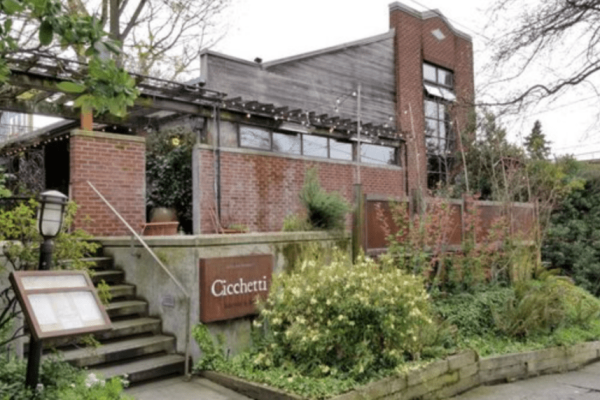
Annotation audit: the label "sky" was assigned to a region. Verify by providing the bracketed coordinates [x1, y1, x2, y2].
[210, 0, 600, 160]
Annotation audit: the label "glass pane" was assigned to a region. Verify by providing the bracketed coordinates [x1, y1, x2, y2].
[423, 63, 437, 82]
[303, 135, 328, 158]
[330, 139, 353, 161]
[438, 69, 453, 87]
[361, 144, 396, 165]
[273, 132, 301, 154]
[426, 136, 440, 155]
[439, 122, 447, 141]
[425, 101, 437, 119]
[240, 126, 270, 150]
[425, 119, 438, 137]
[438, 103, 446, 120]
[22, 275, 87, 290]
[439, 138, 447, 154]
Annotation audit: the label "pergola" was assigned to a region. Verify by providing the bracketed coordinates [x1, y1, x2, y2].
[0, 51, 401, 155]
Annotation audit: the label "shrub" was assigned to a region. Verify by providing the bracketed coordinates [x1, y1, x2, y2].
[435, 287, 516, 337]
[0, 356, 131, 400]
[495, 275, 600, 337]
[146, 126, 195, 233]
[299, 168, 349, 231]
[0, 200, 100, 350]
[252, 253, 445, 379]
[543, 168, 600, 296]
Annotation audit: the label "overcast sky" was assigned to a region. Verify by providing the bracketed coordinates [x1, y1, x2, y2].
[212, 0, 600, 160]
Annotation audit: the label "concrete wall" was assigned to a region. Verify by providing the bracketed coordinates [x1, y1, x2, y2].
[99, 231, 350, 361]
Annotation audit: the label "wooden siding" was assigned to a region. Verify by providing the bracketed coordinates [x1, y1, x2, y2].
[202, 35, 396, 127]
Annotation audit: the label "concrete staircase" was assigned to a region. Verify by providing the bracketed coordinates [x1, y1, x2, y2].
[34, 255, 186, 383]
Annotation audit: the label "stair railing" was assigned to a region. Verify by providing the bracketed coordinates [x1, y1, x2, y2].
[87, 181, 192, 380]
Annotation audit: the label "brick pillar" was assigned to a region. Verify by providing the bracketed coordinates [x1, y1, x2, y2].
[389, 2, 475, 193]
[390, 3, 427, 193]
[69, 130, 146, 236]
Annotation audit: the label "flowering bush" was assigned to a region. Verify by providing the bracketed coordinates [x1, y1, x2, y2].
[252, 252, 445, 379]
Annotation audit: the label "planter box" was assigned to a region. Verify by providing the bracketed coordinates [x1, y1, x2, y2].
[141, 222, 179, 236]
[202, 342, 600, 400]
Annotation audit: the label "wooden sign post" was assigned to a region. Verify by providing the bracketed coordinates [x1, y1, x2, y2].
[10, 270, 112, 387]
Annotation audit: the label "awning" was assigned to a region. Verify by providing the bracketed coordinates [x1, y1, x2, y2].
[424, 83, 456, 102]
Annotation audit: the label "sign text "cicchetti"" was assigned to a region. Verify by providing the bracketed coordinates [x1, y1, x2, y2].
[210, 276, 269, 298]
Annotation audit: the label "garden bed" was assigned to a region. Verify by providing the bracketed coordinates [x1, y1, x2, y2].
[202, 342, 600, 400]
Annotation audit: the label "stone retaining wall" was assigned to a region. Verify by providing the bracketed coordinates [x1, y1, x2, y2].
[203, 341, 600, 400]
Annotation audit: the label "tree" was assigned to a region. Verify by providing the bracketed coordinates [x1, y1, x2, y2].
[7, 0, 231, 80]
[485, 0, 600, 111]
[524, 120, 551, 160]
[0, 0, 139, 117]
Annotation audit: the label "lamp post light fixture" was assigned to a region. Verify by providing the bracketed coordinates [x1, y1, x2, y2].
[36, 190, 68, 271]
[26, 190, 68, 389]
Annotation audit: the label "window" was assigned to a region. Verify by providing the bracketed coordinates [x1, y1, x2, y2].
[273, 132, 301, 154]
[240, 126, 270, 150]
[423, 63, 456, 189]
[238, 125, 399, 166]
[330, 139, 353, 161]
[302, 135, 329, 158]
[423, 63, 453, 87]
[360, 144, 397, 165]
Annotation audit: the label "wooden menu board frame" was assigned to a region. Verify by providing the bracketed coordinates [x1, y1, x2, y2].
[9, 270, 112, 341]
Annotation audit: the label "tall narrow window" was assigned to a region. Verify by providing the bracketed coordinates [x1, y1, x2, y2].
[423, 62, 455, 189]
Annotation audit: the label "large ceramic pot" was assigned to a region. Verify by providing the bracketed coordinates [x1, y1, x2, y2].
[150, 207, 178, 223]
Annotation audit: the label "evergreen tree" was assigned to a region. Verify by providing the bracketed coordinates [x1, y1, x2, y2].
[524, 120, 551, 160]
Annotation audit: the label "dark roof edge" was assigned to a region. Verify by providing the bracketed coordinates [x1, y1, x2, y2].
[263, 30, 396, 68]
[389, 2, 472, 42]
[199, 49, 263, 68]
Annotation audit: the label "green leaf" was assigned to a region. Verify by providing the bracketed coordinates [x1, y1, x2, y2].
[57, 81, 86, 94]
[39, 20, 53, 46]
[2, 0, 23, 14]
[4, 18, 12, 32]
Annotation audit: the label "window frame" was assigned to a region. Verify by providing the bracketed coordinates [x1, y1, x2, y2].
[237, 124, 401, 166]
[423, 62, 456, 188]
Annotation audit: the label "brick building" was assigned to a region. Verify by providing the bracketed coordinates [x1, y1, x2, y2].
[193, 1, 474, 233]
[0, 1, 474, 237]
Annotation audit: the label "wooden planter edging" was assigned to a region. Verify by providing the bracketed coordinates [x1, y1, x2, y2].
[202, 341, 600, 400]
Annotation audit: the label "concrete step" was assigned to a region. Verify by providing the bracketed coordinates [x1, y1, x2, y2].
[107, 284, 136, 299]
[97, 318, 161, 341]
[106, 300, 147, 318]
[58, 335, 176, 368]
[92, 270, 124, 284]
[60, 257, 114, 270]
[26, 318, 162, 351]
[93, 354, 186, 383]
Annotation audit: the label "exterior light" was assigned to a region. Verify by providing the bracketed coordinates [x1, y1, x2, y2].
[37, 190, 68, 239]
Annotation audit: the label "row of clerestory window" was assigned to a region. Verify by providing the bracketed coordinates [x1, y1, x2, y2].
[239, 125, 400, 166]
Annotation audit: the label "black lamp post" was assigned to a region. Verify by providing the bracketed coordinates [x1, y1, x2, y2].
[26, 190, 68, 390]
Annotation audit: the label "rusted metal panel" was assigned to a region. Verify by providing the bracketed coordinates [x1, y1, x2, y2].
[199, 254, 273, 323]
[365, 199, 408, 251]
[475, 201, 507, 243]
[511, 203, 536, 240]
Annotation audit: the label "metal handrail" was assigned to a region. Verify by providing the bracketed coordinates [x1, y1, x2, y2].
[87, 181, 192, 380]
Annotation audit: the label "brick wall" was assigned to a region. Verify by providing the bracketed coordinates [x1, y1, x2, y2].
[70, 130, 146, 236]
[390, 3, 475, 192]
[197, 147, 405, 233]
